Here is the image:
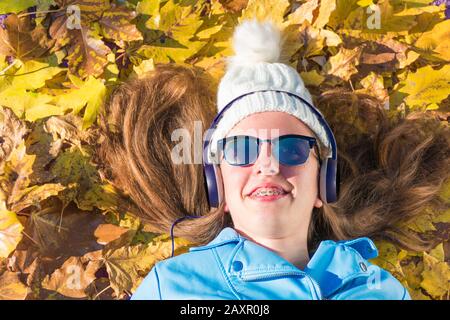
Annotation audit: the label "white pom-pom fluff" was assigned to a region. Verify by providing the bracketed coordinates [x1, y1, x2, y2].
[227, 19, 282, 69]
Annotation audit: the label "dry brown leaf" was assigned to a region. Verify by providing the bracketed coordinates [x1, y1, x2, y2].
[0, 270, 27, 299]
[94, 224, 129, 245]
[41, 256, 102, 298]
[0, 106, 29, 164]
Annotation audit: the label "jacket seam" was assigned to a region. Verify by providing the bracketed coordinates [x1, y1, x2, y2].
[153, 263, 162, 300]
[341, 237, 371, 246]
[340, 239, 377, 260]
[227, 239, 246, 276]
[307, 245, 370, 298]
[240, 266, 301, 275]
[325, 272, 370, 298]
[212, 247, 242, 300]
[401, 287, 408, 300]
[189, 239, 239, 251]
[339, 244, 370, 267]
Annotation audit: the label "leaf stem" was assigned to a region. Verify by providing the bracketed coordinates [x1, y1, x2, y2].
[93, 285, 111, 300]
[0, 59, 18, 75]
[17, 8, 65, 18]
[21, 230, 40, 247]
[0, 65, 58, 78]
[349, 79, 355, 91]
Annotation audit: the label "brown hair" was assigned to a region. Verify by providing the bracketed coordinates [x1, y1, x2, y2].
[96, 63, 450, 253]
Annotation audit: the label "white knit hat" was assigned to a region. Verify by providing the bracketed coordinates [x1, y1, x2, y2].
[207, 19, 332, 163]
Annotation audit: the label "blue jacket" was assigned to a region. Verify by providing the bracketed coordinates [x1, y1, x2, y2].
[131, 227, 411, 300]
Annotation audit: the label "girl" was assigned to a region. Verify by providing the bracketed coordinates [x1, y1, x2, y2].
[97, 20, 450, 300]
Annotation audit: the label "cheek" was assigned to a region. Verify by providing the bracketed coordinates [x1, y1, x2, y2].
[281, 165, 319, 194]
[220, 165, 250, 199]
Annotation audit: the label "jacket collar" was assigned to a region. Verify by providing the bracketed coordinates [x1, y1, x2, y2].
[190, 227, 379, 297]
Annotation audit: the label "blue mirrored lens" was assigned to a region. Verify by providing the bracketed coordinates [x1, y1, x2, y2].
[223, 136, 259, 166]
[274, 137, 310, 166]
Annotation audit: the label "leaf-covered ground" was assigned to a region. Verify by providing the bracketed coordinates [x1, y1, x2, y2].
[0, 0, 449, 300]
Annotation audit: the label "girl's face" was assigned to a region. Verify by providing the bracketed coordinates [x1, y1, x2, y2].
[219, 111, 323, 240]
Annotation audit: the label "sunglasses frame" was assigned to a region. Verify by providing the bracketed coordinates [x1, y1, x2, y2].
[217, 134, 320, 167]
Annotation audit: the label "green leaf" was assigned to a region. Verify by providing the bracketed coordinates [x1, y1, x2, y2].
[1, 59, 63, 91]
[0, 0, 36, 14]
[81, 80, 106, 130]
[414, 20, 450, 62]
[0, 88, 60, 121]
[138, 0, 206, 63]
[49, 144, 101, 208]
[53, 76, 106, 124]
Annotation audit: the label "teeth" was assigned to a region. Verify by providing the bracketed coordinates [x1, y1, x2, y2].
[252, 188, 285, 197]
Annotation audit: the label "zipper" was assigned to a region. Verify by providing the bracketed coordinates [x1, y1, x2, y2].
[240, 270, 324, 300]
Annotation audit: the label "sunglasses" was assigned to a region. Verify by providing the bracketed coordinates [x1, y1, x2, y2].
[217, 134, 320, 167]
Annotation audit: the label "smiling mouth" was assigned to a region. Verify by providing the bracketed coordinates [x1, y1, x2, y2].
[248, 187, 290, 202]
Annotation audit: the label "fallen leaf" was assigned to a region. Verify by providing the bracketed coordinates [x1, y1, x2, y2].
[0, 204, 23, 258]
[41, 256, 101, 298]
[99, 7, 143, 42]
[397, 65, 450, 109]
[313, 0, 336, 29]
[420, 252, 450, 299]
[0, 106, 29, 163]
[324, 46, 362, 81]
[0, 14, 52, 61]
[94, 224, 129, 245]
[0, 270, 27, 299]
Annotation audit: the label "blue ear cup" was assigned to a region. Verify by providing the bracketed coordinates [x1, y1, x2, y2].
[320, 157, 338, 204]
[203, 141, 224, 208]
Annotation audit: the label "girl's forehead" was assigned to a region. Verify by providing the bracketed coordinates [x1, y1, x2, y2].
[226, 111, 315, 138]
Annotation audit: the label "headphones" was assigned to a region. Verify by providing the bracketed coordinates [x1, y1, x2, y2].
[170, 90, 339, 257]
[202, 90, 339, 208]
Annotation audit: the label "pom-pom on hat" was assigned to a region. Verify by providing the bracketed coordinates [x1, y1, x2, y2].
[208, 19, 332, 163]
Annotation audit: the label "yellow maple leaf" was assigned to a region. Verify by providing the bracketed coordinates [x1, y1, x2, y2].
[103, 234, 191, 296]
[240, 0, 290, 28]
[414, 20, 450, 61]
[397, 65, 450, 109]
[0, 204, 23, 258]
[420, 252, 450, 299]
[287, 0, 319, 25]
[300, 70, 325, 86]
[314, 0, 337, 29]
[324, 47, 362, 81]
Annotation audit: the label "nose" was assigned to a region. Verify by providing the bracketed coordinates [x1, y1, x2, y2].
[253, 141, 280, 175]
